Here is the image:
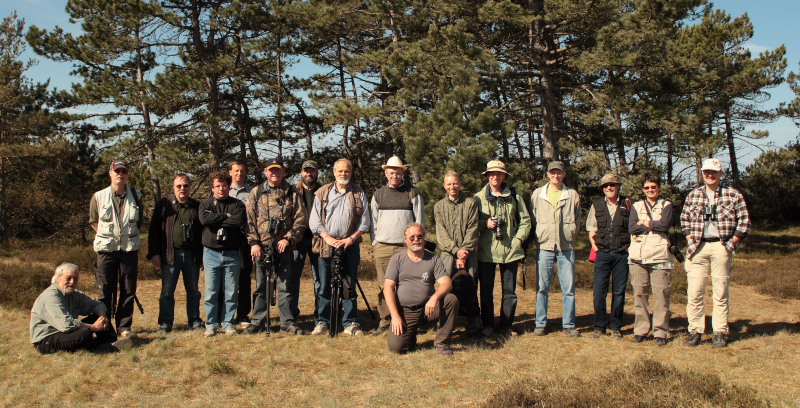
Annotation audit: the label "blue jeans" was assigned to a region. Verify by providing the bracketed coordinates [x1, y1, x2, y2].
[477, 260, 519, 329]
[158, 248, 202, 328]
[536, 249, 576, 328]
[294, 237, 320, 315]
[203, 248, 241, 329]
[593, 250, 629, 332]
[251, 248, 300, 328]
[316, 244, 360, 328]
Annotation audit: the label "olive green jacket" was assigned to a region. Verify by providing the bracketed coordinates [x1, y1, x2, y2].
[474, 184, 531, 264]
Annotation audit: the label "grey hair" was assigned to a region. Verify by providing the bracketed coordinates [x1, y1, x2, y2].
[333, 158, 353, 170]
[52, 263, 79, 284]
[404, 222, 426, 236]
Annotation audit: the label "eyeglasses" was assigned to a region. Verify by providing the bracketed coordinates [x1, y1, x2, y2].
[113, 169, 128, 174]
[175, 184, 190, 189]
[643, 186, 659, 190]
[407, 234, 425, 241]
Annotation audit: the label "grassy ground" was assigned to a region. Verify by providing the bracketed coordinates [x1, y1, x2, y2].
[1, 226, 798, 407]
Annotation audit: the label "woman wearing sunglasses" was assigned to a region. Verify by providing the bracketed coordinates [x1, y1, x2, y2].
[628, 172, 675, 346]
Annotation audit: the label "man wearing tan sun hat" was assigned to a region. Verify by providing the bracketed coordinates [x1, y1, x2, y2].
[369, 155, 425, 335]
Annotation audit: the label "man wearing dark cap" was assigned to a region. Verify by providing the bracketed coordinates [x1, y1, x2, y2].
[530, 161, 582, 337]
[244, 157, 308, 335]
[89, 160, 143, 339]
[294, 160, 321, 318]
[586, 174, 631, 339]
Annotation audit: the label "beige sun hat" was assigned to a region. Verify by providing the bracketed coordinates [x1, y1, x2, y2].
[599, 173, 622, 188]
[482, 160, 508, 175]
[381, 155, 409, 170]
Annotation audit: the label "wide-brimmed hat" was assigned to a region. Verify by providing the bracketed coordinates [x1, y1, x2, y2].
[599, 173, 622, 188]
[265, 157, 284, 170]
[547, 161, 565, 173]
[701, 158, 722, 172]
[482, 160, 508, 175]
[381, 156, 409, 170]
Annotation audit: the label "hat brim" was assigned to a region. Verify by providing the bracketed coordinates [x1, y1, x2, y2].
[599, 182, 621, 189]
[483, 168, 509, 175]
[700, 166, 721, 172]
[266, 164, 284, 170]
[381, 165, 409, 170]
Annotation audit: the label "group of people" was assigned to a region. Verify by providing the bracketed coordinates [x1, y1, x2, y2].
[30, 155, 750, 355]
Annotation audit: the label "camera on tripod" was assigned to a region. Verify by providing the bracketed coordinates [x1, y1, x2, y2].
[268, 216, 286, 237]
[494, 217, 506, 241]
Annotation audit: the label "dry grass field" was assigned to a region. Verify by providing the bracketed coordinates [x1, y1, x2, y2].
[1, 226, 798, 407]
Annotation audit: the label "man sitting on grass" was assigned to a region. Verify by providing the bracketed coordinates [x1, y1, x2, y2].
[384, 223, 459, 355]
[30, 263, 131, 354]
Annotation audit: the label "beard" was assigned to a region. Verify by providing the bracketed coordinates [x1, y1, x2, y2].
[408, 243, 424, 252]
[337, 177, 350, 186]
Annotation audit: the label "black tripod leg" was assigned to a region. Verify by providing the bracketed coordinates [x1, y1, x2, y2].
[356, 280, 376, 321]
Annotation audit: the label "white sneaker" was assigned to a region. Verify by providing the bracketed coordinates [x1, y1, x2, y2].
[118, 330, 132, 339]
[311, 322, 330, 336]
[204, 327, 217, 337]
[224, 327, 237, 336]
[343, 323, 363, 336]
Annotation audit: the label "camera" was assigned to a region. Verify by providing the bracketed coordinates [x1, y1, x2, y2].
[268, 217, 286, 237]
[703, 205, 717, 222]
[333, 246, 344, 259]
[494, 217, 506, 241]
[215, 228, 227, 244]
[670, 245, 685, 263]
[182, 223, 192, 242]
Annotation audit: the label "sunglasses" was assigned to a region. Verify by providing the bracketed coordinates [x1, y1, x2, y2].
[113, 169, 128, 174]
[643, 186, 659, 190]
[407, 234, 425, 241]
[601, 184, 618, 189]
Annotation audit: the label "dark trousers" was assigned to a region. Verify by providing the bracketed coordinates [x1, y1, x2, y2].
[251, 249, 299, 328]
[236, 243, 254, 321]
[96, 250, 138, 333]
[294, 236, 320, 317]
[34, 315, 117, 354]
[593, 250, 629, 332]
[387, 293, 459, 353]
[451, 271, 480, 331]
[477, 260, 519, 329]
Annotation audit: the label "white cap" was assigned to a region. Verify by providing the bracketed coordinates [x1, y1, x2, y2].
[701, 158, 722, 172]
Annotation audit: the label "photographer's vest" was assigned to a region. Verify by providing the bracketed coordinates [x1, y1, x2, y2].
[93, 186, 142, 253]
[593, 196, 631, 253]
[312, 182, 365, 258]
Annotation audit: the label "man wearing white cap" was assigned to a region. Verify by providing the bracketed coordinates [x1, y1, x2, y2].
[369, 155, 425, 335]
[680, 158, 750, 348]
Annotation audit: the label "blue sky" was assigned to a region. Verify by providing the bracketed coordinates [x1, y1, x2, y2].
[3, 0, 798, 166]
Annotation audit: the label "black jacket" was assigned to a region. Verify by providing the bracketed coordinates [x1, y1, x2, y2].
[199, 196, 246, 250]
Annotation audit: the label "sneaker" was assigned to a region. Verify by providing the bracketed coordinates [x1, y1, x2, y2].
[533, 327, 546, 336]
[343, 323, 363, 336]
[631, 335, 645, 343]
[311, 322, 330, 336]
[590, 330, 605, 339]
[111, 338, 133, 351]
[656, 337, 668, 347]
[118, 330, 132, 339]
[563, 328, 581, 338]
[244, 324, 260, 334]
[712, 332, 728, 348]
[204, 327, 217, 338]
[611, 330, 622, 340]
[372, 325, 390, 336]
[237, 318, 251, 329]
[224, 327, 237, 336]
[436, 345, 454, 356]
[191, 321, 204, 330]
[156, 325, 171, 335]
[684, 331, 702, 347]
[280, 324, 304, 335]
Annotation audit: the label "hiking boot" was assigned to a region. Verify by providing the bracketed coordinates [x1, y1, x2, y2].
[224, 327, 237, 336]
[611, 330, 622, 340]
[436, 345, 454, 356]
[590, 330, 605, 339]
[156, 325, 171, 335]
[191, 321, 204, 330]
[372, 325, 390, 336]
[497, 327, 519, 338]
[244, 324, 260, 334]
[631, 335, 645, 343]
[656, 337, 668, 347]
[311, 322, 330, 336]
[280, 324, 304, 335]
[481, 326, 494, 337]
[343, 323, 363, 336]
[204, 327, 217, 338]
[533, 326, 546, 336]
[712, 332, 728, 348]
[563, 328, 581, 338]
[684, 331, 702, 347]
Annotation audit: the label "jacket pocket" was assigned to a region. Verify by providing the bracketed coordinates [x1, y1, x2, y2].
[562, 222, 576, 244]
[99, 204, 113, 222]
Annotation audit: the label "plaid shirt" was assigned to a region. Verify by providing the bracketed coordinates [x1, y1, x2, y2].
[680, 185, 751, 258]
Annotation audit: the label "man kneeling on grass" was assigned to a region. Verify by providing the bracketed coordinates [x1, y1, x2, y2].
[30, 263, 132, 354]
[384, 223, 459, 355]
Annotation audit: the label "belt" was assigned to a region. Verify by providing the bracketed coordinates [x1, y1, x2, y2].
[701, 238, 721, 242]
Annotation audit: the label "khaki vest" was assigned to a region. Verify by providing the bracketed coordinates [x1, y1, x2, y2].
[628, 199, 672, 264]
[93, 186, 142, 253]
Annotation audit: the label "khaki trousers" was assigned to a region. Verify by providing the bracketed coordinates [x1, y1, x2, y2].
[373, 242, 405, 327]
[685, 241, 732, 334]
[630, 264, 672, 339]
